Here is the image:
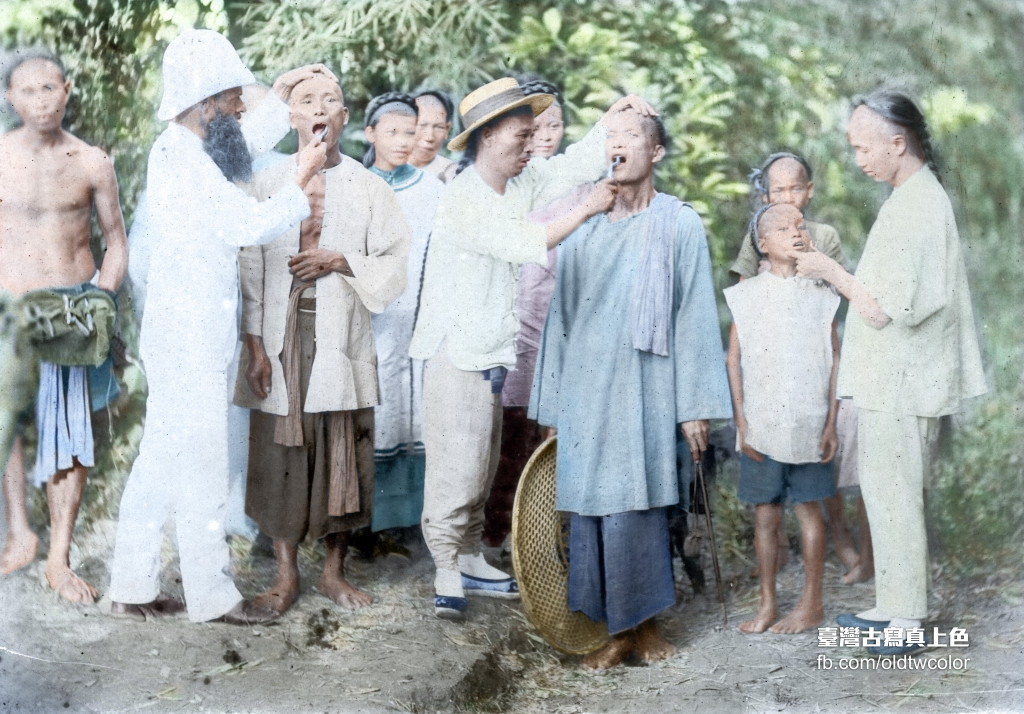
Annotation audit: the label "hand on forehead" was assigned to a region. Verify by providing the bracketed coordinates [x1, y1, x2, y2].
[606, 109, 655, 140]
[289, 73, 342, 102]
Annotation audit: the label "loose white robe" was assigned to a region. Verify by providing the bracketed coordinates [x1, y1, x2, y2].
[109, 111, 310, 622]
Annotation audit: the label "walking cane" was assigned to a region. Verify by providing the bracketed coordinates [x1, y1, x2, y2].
[694, 457, 727, 627]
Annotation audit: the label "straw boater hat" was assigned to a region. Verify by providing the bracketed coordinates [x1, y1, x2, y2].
[447, 77, 554, 152]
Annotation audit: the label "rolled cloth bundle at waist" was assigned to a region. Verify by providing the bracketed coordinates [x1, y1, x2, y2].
[16, 285, 116, 367]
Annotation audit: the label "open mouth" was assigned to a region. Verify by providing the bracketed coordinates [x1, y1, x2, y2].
[602, 155, 624, 180]
[312, 123, 327, 137]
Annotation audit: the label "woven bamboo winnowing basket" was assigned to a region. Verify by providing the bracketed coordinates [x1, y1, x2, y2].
[510, 436, 608, 654]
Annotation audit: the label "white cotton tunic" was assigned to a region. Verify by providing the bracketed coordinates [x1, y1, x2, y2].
[725, 273, 840, 464]
[409, 125, 607, 372]
[369, 167, 443, 457]
[110, 106, 310, 622]
[837, 167, 987, 416]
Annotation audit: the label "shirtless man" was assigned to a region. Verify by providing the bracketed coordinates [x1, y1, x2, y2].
[0, 50, 128, 603]
[237, 71, 409, 614]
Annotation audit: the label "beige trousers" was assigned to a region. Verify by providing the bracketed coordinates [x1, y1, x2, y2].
[420, 344, 502, 571]
[857, 408, 940, 619]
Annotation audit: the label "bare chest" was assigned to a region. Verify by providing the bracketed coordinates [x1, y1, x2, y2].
[0, 150, 93, 221]
[298, 174, 325, 251]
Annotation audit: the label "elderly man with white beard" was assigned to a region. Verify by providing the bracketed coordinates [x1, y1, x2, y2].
[107, 29, 329, 625]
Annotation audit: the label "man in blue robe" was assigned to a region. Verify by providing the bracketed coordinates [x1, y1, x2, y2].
[530, 107, 732, 669]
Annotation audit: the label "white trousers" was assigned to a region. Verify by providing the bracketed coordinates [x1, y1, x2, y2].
[225, 342, 256, 539]
[420, 346, 502, 571]
[109, 365, 241, 622]
[857, 408, 940, 620]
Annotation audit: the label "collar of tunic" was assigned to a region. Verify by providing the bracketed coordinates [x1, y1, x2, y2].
[369, 163, 420, 190]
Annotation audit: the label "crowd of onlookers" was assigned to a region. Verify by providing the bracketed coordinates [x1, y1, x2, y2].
[0, 27, 984, 668]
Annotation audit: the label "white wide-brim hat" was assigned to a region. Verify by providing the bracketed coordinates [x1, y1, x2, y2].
[448, 77, 553, 152]
[157, 29, 255, 121]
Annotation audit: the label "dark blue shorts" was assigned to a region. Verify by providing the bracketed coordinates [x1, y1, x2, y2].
[738, 453, 835, 505]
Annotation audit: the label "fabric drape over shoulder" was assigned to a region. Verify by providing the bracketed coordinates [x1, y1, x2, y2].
[529, 198, 732, 516]
[235, 155, 411, 415]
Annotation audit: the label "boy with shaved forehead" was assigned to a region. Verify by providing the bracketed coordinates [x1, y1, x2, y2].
[530, 107, 731, 669]
[236, 69, 410, 615]
[0, 48, 127, 603]
[726, 203, 840, 636]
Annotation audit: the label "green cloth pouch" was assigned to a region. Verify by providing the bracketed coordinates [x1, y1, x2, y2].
[16, 287, 116, 368]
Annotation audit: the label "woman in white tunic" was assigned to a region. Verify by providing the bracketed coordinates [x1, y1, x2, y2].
[362, 93, 445, 534]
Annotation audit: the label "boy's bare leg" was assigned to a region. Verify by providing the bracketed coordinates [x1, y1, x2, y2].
[740, 503, 782, 633]
[771, 501, 825, 634]
[44, 462, 97, 603]
[634, 618, 676, 663]
[1, 438, 38, 574]
[254, 540, 300, 613]
[824, 493, 859, 571]
[749, 519, 789, 577]
[776, 521, 789, 569]
[842, 496, 875, 584]
[317, 531, 372, 609]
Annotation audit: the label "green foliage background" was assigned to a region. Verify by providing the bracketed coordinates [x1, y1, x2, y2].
[1, 0, 1021, 576]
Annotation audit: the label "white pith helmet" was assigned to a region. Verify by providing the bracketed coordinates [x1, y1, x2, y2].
[157, 29, 255, 121]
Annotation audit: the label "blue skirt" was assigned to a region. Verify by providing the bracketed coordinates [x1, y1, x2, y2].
[371, 452, 425, 531]
[568, 507, 675, 635]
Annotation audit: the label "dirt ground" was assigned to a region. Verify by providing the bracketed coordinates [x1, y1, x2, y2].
[2, 508, 1024, 714]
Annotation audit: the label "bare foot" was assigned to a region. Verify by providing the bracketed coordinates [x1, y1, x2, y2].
[634, 619, 675, 663]
[111, 594, 186, 622]
[316, 573, 372, 609]
[1, 530, 38, 575]
[841, 560, 874, 585]
[835, 542, 860, 572]
[46, 565, 97, 604]
[739, 604, 777, 634]
[769, 604, 824, 634]
[217, 599, 279, 625]
[582, 632, 635, 670]
[254, 581, 299, 614]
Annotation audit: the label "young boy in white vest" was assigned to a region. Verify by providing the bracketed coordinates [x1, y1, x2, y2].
[726, 202, 839, 634]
